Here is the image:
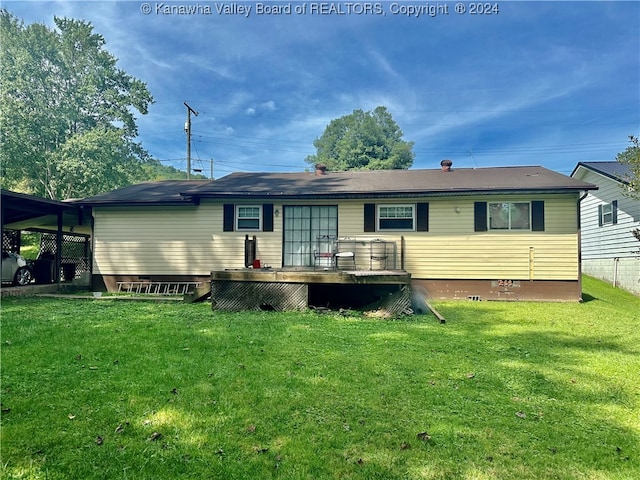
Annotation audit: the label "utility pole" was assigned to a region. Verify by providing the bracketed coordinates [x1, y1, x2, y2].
[184, 102, 198, 180]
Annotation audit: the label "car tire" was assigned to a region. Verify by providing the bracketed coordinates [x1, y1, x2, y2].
[14, 267, 33, 286]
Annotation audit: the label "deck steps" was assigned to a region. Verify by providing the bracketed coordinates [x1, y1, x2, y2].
[184, 284, 212, 303]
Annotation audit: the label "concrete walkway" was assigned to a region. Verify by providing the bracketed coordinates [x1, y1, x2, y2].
[1, 283, 60, 297]
[34, 293, 184, 301]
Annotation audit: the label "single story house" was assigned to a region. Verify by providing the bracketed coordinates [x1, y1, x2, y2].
[571, 161, 640, 296]
[80, 162, 597, 301]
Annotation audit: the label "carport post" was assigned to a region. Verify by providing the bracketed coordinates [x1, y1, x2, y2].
[55, 211, 62, 284]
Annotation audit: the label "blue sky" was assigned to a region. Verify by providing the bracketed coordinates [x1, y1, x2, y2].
[4, 1, 639, 178]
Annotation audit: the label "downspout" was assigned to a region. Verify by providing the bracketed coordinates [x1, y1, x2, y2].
[577, 191, 589, 300]
[613, 257, 620, 288]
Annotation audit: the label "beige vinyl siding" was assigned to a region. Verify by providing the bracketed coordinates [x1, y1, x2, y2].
[94, 194, 580, 281]
[93, 201, 283, 275]
[94, 206, 213, 275]
[337, 195, 580, 281]
[211, 201, 283, 270]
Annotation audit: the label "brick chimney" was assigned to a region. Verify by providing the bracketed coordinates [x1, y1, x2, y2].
[315, 163, 327, 175]
[440, 159, 453, 172]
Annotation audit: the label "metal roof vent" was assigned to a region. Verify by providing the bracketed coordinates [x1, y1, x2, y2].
[440, 159, 453, 172]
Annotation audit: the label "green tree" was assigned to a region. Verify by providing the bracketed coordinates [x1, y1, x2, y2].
[0, 10, 154, 199]
[614, 135, 640, 253]
[305, 106, 414, 171]
[140, 160, 208, 181]
[616, 135, 640, 199]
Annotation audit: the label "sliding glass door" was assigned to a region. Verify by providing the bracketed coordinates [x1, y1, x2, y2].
[283, 206, 337, 267]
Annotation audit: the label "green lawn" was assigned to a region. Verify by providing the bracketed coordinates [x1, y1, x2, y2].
[1, 276, 639, 479]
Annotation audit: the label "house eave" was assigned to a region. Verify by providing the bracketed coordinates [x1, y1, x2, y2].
[193, 187, 596, 201]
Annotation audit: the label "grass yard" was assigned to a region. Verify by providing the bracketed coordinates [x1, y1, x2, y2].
[1, 276, 639, 480]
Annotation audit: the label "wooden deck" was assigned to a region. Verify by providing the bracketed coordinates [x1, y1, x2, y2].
[211, 268, 411, 285]
[210, 268, 412, 313]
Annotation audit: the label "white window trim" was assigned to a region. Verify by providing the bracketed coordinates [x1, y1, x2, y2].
[377, 204, 416, 231]
[488, 202, 531, 231]
[236, 205, 262, 231]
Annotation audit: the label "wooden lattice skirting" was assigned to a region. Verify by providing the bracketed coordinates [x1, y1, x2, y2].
[211, 280, 413, 315]
[211, 281, 308, 311]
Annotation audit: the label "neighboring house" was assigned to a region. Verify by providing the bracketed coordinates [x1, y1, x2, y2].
[571, 161, 640, 296]
[80, 163, 597, 301]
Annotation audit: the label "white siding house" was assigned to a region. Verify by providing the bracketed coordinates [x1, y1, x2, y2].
[572, 162, 640, 296]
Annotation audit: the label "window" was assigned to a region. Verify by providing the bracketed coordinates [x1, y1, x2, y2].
[223, 203, 273, 232]
[598, 201, 618, 226]
[475, 201, 544, 232]
[236, 206, 261, 230]
[489, 202, 530, 230]
[378, 204, 415, 231]
[601, 204, 613, 224]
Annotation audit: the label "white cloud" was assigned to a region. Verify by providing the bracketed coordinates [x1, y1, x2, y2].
[4, 0, 638, 175]
[260, 100, 276, 111]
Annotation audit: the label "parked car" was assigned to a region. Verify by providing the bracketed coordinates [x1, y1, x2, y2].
[2, 251, 34, 286]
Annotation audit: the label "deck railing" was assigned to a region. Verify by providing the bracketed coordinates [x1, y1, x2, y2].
[333, 237, 398, 271]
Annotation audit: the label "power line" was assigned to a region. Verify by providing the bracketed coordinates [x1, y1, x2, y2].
[192, 134, 313, 154]
[191, 132, 624, 157]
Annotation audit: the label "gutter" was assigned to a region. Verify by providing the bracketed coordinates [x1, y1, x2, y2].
[192, 188, 597, 201]
[77, 199, 200, 208]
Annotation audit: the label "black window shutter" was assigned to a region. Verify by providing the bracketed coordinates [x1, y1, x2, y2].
[612, 200, 618, 225]
[364, 204, 376, 232]
[416, 202, 429, 232]
[598, 204, 603, 226]
[531, 200, 545, 231]
[263, 203, 274, 232]
[223, 204, 234, 232]
[474, 202, 487, 232]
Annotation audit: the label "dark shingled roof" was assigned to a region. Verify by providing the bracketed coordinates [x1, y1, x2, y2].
[186, 166, 596, 199]
[572, 161, 633, 184]
[80, 180, 212, 205]
[80, 167, 596, 205]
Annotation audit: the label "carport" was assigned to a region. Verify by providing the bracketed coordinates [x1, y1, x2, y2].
[1, 189, 91, 286]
